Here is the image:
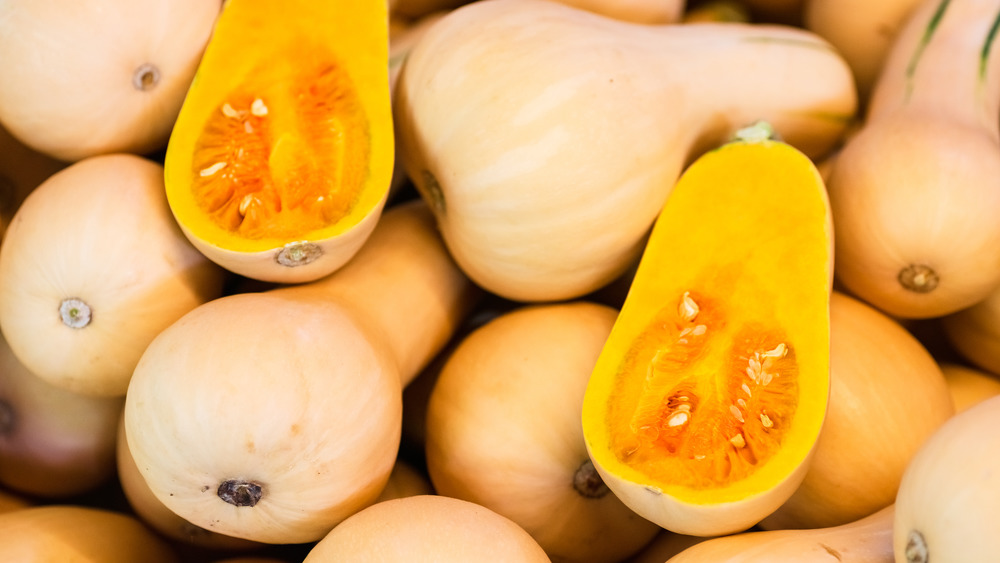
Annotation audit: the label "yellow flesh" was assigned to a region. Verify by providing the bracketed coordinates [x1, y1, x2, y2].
[191, 49, 369, 241]
[608, 290, 798, 489]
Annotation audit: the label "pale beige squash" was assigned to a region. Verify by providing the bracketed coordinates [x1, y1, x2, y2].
[395, 0, 856, 302]
[893, 394, 1000, 562]
[0, 153, 226, 397]
[425, 301, 661, 563]
[668, 505, 895, 562]
[759, 292, 953, 530]
[0, 328, 123, 498]
[0, 505, 179, 563]
[302, 495, 551, 562]
[0, 0, 222, 161]
[124, 201, 478, 544]
[940, 362, 1000, 412]
[826, 0, 1000, 318]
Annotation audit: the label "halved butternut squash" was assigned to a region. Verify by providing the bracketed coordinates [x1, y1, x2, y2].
[165, 0, 393, 283]
[582, 123, 833, 536]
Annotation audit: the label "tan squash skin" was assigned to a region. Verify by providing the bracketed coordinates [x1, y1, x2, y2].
[803, 0, 923, 101]
[667, 505, 895, 562]
[0, 330, 123, 498]
[425, 302, 661, 563]
[114, 414, 263, 552]
[395, 0, 856, 302]
[0, 0, 221, 162]
[759, 292, 954, 530]
[124, 200, 477, 544]
[302, 495, 552, 562]
[941, 284, 1000, 375]
[826, 0, 1000, 319]
[0, 154, 227, 397]
[940, 362, 1000, 412]
[375, 458, 435, 503]
[0, 505, 179, 563]
[893, 394, 1000, 562]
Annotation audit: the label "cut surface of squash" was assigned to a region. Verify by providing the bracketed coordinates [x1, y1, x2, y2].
[582, 124, 832, 536]
[165, 0, 393, 282]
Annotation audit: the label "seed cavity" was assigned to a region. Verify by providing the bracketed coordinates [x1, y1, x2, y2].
[59, 298, 92, 329]
[217, 479, 263, 507]
[132, 63, 160, 91]
[678, 291, 699, 322]
[573, 459, 610, 499]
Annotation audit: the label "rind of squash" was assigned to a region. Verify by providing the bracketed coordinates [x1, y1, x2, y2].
[582, 131, 832, 536]
[164, 0, 393, 281]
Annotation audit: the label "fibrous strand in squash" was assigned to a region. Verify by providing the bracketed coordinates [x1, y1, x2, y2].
[190, 51, 370, 241]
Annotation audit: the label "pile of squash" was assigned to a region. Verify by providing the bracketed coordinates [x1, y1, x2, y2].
[0, 0, 998, 561]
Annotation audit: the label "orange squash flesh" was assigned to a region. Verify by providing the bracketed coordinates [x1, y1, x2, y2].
[165, 0, 393, 281]
[583, 124, 832, 536]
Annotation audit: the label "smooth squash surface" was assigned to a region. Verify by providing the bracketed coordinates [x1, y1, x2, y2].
[582, 126, 832, 536]
[165, 0, 393, 282]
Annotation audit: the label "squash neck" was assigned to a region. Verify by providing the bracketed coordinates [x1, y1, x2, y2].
[867, 0, 1000, 140]
[294, 200, 481, 387]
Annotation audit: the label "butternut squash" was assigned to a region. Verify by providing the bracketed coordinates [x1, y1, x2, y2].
[666, 505, 895, 562]
[940, 362, 1000, 412]
[581, 124, 833, 536]
[941, 284, 1000, 375]
[825, 0, 1000, 318]
[302, 495, 551, 562]
[123, 201, 478, 544]
[760, 292, 953, 530]
[395, 0, 856, 302]
[893, 394, 1000, 562]
[0, 153, 226, 397]
[803, 0, 923, 101]
[0, 505, 179, 562]
[165, 0, 394, 283]
[425, 301, 661, 563]
[114, 413, 263, 551]
[0, 0, 221, 161]
[0, 327, 123, 498]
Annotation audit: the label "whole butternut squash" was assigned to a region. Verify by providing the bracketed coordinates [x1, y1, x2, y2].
[666, 505, 895, 562]
[893, 394, 1000, 562]
[124, 201, 478, 544]
[425, 301, 661, 563]
[0, 505, 179, 563]
[0, 329, 123, 498]
[0, 0, 221, 161]
[302, 495, 551, 562]
[759, 292, 953, 530]
[0, 154, 226, 397]
[395, 0, 856, 302]
[825, 0, 1000, 318]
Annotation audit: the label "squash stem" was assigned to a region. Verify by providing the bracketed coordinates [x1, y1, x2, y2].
[217, 479, 263, 507]
[904, 529, 929, 563]
[573, 459, 610, 499]
[59, 298, 92, 329]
